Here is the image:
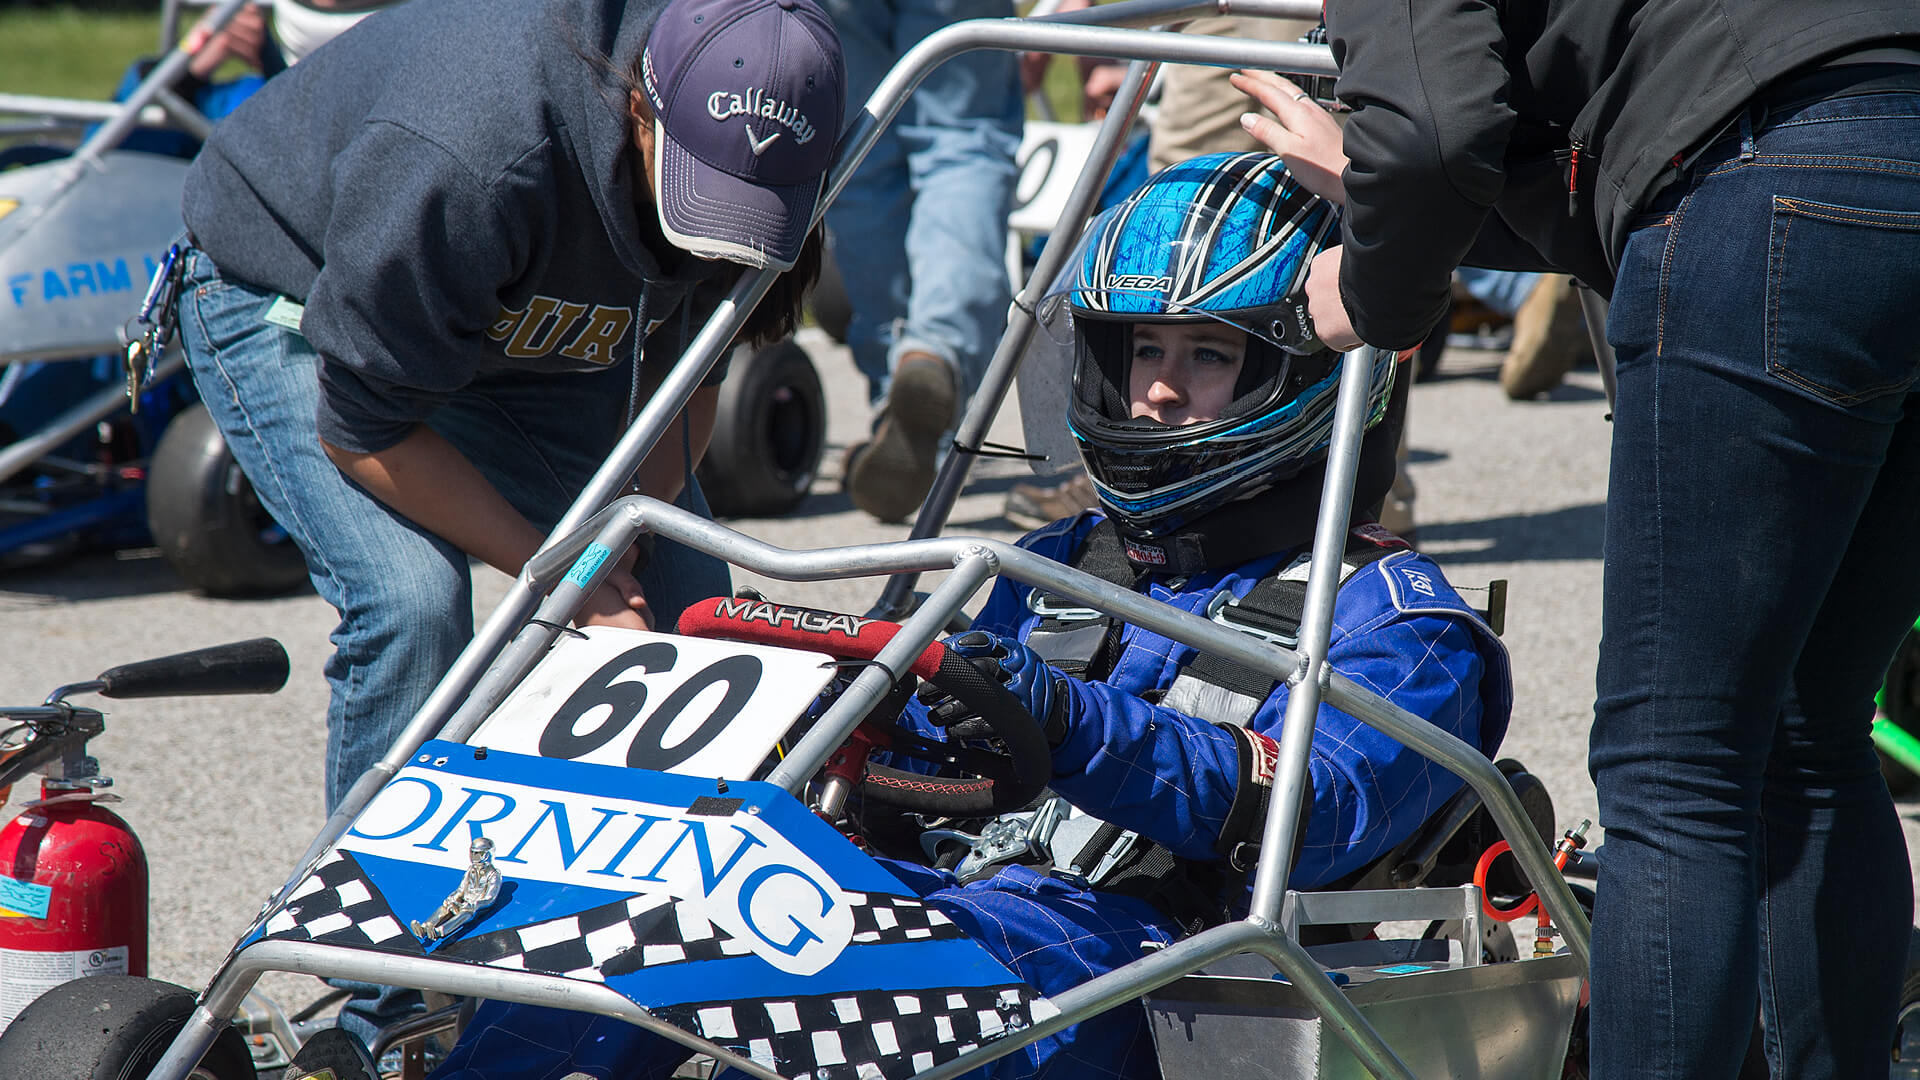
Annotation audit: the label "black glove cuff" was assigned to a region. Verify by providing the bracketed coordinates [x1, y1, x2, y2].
[1043, 678, 1071, 749]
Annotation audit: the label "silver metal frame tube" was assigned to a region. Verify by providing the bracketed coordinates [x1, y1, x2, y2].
[1574, 283, 1617, 414]
[1246, 348, 1381, 919]
[289, 20, 1344, 884]
[1037, 0, 1322, 27]
[869, 24, 1337, 616]
[621, 499, 1595, 965]
[766, 548, 998, 790]
[0, 351, 183, 484]
[154, 940, 790, 1080]
[875, 54, 1157, 617]
[67, 0, 250, 169]
[0, 93, 179, 130]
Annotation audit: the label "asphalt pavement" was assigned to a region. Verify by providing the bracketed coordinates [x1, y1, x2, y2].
[1, 328, 1914, 1022]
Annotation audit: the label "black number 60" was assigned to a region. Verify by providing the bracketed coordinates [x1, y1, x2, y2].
[538, 643, 763, 769]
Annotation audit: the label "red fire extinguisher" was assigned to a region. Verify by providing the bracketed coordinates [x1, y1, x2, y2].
[0, 639, 286, 1033]
[0, 777, 148, 1033]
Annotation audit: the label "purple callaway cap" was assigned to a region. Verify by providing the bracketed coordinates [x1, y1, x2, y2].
[642, 0, 844, 271]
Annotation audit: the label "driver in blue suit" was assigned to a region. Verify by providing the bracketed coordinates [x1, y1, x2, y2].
[411, 152, 1511, 1080]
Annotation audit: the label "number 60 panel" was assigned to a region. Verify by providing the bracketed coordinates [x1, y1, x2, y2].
[468, 626, 838, 779]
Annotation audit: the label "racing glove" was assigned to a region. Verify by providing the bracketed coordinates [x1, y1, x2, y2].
[942, 630, 1073, 749]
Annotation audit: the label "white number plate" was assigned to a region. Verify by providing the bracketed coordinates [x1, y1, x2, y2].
[469, 626, 834, 779]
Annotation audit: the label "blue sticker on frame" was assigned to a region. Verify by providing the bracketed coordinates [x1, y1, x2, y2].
[563, 542, 612, 591]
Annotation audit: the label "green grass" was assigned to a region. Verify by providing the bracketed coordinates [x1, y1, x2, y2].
[0, 9, 166, 101]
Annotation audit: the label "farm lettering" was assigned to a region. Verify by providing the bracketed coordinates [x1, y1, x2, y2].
[6, 255, 149, 307]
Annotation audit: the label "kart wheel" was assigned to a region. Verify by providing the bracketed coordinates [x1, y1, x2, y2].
[696, 339, 827, 518]
[0, 974, 254, 1080]
[147, 402, 309, 597]
[810, 249, 851, 344]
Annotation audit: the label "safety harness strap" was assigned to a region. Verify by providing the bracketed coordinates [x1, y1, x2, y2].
[1036, 520, 1413, 932]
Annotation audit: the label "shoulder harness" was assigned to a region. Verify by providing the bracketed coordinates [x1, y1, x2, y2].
[1021, 519, 1410, 933]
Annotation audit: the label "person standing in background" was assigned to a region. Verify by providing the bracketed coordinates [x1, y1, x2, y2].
[827, 0, 1024, 524]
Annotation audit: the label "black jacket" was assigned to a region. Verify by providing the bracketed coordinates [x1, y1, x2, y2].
[183, 0, 730, 454]
[1324, 0, 1920, 349]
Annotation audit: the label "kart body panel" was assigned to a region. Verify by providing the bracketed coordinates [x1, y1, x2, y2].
[0, 151, 186, 366]
[240, 627, 1053, 1080]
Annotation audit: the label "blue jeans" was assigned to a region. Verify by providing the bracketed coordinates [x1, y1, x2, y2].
[178, 247, 731, 1042]
[1590, 85, 1920, 1080]
[818, 0, 1022, 408]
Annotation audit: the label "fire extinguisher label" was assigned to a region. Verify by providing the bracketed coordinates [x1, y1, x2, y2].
[0, 945, 129, 1032]
[0, 876, 51, 920]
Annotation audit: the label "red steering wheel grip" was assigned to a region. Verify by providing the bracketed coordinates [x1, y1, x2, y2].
[678, 596, 946, 680]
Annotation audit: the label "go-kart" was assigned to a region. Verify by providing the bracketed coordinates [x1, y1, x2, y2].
[0, 6, 1602, 1079]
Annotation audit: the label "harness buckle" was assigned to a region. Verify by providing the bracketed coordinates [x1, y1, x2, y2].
[1205, 590, 1299, 650]
[1027, 591, 1105, 624]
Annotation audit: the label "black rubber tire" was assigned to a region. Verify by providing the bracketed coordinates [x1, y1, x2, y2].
[0, 974, 255, 1080]
[696, 339, 828, 519]
[146, 402, 309, 597]
[809, 249, 851, 344]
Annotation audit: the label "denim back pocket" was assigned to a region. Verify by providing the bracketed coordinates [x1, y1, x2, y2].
[1765, 196, 1920, 410]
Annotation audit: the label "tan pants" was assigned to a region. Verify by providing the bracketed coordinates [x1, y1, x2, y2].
[1146, 16, 1317, 172]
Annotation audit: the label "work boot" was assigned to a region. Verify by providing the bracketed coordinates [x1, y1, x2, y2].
[844, 351, 958, 523]
[1003, 471, 1098, 529]
[283, 1028, 378, 1080]
[1499, 274, 1588, 400]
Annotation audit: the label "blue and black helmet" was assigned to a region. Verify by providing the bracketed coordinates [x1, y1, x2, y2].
[1049, 152, 1398, 541]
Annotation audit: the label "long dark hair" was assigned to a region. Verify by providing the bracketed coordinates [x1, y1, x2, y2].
[577, 32, 823, 348]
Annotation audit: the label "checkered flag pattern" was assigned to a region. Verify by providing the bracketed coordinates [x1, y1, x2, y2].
[445, 892, 726, 980]
[259, 853, 972, 987]
[656, 983, 1057, 1080]
[445, 888, 967, 982]
[260, 850, 417, 953]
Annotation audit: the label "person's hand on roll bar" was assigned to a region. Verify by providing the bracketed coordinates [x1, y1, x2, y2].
[1231, 69, 1347, 204]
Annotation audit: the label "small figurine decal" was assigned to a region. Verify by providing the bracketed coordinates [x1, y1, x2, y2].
[411, 836, 502, 944]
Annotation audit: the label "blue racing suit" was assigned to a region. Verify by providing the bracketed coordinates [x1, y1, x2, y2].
[430, 514, 1511, 1080]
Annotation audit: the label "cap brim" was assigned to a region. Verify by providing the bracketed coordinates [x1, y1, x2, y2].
[653, 118, 817, 272]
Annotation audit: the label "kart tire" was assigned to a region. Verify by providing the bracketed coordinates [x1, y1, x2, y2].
[146, 402, 309, 597]
[810, 249, 851, 344]
[0, 974, 255, 1080]
[696, 339, 827, 518]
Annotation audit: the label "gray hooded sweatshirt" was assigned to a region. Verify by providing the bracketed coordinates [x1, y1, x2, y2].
[183, 0, 730, 454]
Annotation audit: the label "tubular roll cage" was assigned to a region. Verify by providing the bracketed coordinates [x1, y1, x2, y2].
[140, 6, 1594, 1079]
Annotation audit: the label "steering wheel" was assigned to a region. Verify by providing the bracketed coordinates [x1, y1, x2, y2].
[677, 596, 1051, 816]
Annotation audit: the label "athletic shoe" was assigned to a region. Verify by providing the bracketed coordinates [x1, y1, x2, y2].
[844, 352, 958, 523]
[283, 1028, 378, 1080]
[1002, 472, 1098, 529]
[1500, 274, 1589, 400]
